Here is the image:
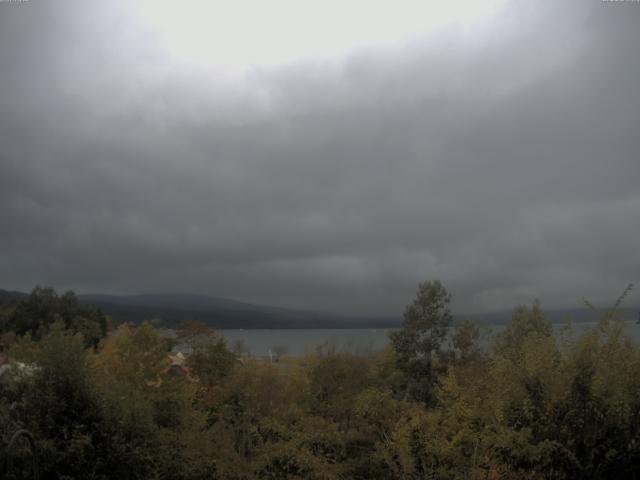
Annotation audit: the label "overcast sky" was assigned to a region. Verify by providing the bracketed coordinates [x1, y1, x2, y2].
[0, 0, 638, 315]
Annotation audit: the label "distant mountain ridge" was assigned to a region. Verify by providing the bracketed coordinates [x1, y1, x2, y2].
[0, 289, 27, 304]
[1, 288, 637, 329]
[77, 292, 399, 329]
[80, 293, 321, 316]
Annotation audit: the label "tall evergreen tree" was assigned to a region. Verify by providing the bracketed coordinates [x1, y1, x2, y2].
[390, 280, 452, 404]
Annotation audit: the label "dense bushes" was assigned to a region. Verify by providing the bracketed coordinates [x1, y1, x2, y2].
[1, 285, 639, 479]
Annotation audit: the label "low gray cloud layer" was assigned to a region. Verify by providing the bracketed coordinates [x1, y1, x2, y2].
[1, 0, 638, 315]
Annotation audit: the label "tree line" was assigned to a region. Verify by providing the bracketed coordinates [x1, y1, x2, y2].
[0, 282, 639, 479]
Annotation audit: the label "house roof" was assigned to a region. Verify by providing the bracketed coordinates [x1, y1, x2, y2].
[169, 351, 186, 366]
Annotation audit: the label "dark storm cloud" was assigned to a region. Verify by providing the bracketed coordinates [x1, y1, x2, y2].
[0, 0, 638, 315]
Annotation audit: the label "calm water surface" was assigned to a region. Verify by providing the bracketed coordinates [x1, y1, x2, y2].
[216, 320, 640, 357]
[218, 328, 395, 356]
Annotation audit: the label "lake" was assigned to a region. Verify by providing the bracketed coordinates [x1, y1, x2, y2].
[214, 319, 640, 357]
[218, 328, 396, 356]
